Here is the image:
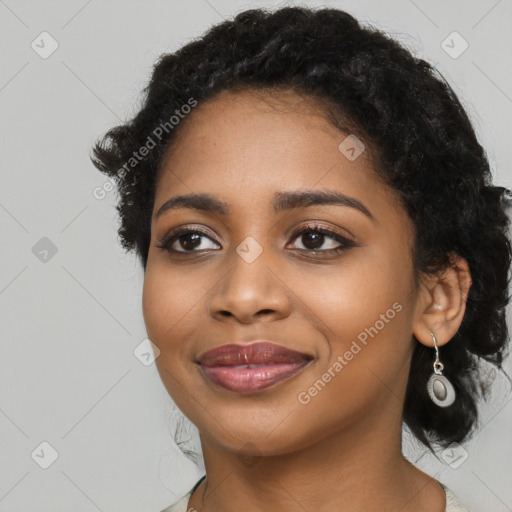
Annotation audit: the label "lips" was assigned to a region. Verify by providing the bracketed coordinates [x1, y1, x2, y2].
[197, 341, 313, 393]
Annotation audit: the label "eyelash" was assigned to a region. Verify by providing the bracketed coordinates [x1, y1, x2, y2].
[155, 223, 355, 258]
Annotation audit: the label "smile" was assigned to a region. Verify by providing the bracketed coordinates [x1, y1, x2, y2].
[197, 341, 313, 393]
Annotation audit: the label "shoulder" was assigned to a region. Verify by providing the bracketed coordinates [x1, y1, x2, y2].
[439, 483, 471, 512]
[159, 475, 205, 512]
[158, 489, 193, 512]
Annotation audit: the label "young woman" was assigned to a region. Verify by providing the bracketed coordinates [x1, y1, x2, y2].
[91, 6, 511, 512]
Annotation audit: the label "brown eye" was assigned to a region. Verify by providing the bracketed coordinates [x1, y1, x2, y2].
[288, 224, 355, 254]
[156, 227, 221, 253]
[297, 231, 328, 250]
[176, 232, 203, 251]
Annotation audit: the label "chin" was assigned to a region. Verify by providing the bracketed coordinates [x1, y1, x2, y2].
[199, 415, 318, 457]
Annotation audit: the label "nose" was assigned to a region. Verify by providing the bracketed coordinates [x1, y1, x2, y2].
[208, 248, 292, 324]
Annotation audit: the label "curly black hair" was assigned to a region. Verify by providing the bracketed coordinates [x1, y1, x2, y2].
[90, 6, 512, 455]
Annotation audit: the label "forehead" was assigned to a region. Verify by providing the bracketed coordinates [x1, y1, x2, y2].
[167, 87, 352, 149]
[159, 89, 359, 172]
[153, 88, 400, 218]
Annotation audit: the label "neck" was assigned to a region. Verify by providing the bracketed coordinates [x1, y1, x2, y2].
[188, 404, 446, 512]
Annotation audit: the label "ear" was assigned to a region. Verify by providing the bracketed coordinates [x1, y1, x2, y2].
[412, 252, 472, 348]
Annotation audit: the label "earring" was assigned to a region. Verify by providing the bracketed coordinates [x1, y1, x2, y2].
[426, 331, 456, 407]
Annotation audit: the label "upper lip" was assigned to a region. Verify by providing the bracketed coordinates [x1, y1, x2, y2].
[197, 341, 313, 367]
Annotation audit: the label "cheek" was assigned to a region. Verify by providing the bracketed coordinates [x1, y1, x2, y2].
[289, 274, 414, 447]
[142, 267, 204, 401]
[298, 248, 412, 334]
[142, 263, 207, 343]
[142, 267, 204, 410]
[297, 248, 415, 390]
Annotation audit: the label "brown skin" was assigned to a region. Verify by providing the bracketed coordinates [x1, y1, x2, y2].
[142, 88, 472, 512]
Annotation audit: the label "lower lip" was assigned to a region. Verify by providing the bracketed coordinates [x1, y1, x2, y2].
[200, 361, 310, 393]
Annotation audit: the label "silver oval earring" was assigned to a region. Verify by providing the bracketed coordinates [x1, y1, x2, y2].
[426, 331, 456, 407]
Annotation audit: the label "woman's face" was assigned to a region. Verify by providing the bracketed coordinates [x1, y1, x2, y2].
[143, 88, 421, 456]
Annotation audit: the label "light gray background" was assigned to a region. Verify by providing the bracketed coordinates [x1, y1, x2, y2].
[1, 0, 511, 511]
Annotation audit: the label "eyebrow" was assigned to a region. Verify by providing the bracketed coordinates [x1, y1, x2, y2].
[155, 189, 373, 220]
